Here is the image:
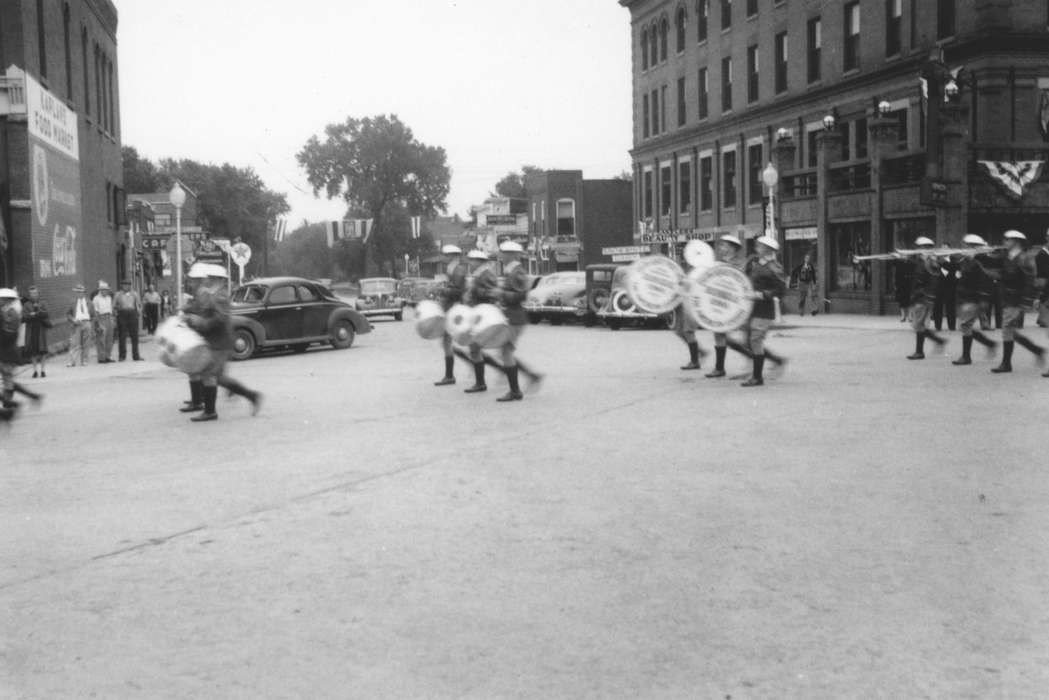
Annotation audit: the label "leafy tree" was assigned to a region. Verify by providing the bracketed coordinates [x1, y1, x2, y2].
[269, 222, 336, 280]
[297, 114, 450, 276]
[122, 146, 161, 193]
[491, 165, 544, 199]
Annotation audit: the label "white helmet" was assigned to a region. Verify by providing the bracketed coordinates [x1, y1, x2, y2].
[467, 249, 489, 260]
[962, 234, 988, 246]
[187, 263, 209, 278]
[1004, 229, 1027, 241]
[441, 244, 462, 255]
[499, 240, 524, 253]
[755, 235, 780, 251]
[0, 288, 17, 300]
[718, 234, 742, 246]
[914, 236, 935, 247]
[202, 263, 228, 279]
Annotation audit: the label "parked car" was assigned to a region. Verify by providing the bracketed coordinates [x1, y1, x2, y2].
[229, 277, 372, 360]
[397, 277, 442, 306]
[355, 277, 406, 320]
[587, 263, 675, 330]
[524, 271, 587, 325]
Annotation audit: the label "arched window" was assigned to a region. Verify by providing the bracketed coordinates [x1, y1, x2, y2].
[676, 7, 687, 54]
[697, 0, 709, 42]
[556, 199, 576, 238]
[649, 23, 659, 67]
[641, 28, 649, 70]
[659, 17, 669, 62]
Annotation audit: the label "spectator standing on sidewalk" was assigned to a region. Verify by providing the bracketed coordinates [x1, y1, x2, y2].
[114, 279, 143, 361]
[91, 280, 115, 363]
[66, 284, 92, 366]
[160, 290, 173, 320]
[142, 284, 161, 334]
[21, 286, 51, 378]
[792, 253, 818, 316]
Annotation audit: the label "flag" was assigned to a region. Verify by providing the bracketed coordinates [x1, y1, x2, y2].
[410, 215, 421, 239]
[273, 218, 288, 242]
[326, 220, 339, 248]
[362, 218, 374, 244]
[978, 160, 1045, 200]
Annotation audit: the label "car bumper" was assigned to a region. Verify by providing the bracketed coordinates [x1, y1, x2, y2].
[526, 304, 587, 316]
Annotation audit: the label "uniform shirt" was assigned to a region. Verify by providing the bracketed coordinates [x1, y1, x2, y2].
[440, 260, 467, 309]
[910, 256, 942, 305]
[92, 291, 113, 315]
[996, 249, 1033, 307]
[745, 255, 787, 320]
[0, 302, 20, 363]
[499, 260, 530, 326]
[1035, 247, 1049, 303]
[955, 256, 993, 303]
[467, 264, 499, 305]
[184, 285, 234, 352]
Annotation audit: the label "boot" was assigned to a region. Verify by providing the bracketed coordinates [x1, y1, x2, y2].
[191, 386, 218, 421]
[741, 353, 765, 387]
[705, 347, 727, 378]
[1014, 332, 1046, 366]
[924, 329, 946, 351]
[516, 358, 544, 393]
[681, 341, 701, 370]
[952, 336, 973, 365]
[434, 356, 456, 385]
[464, 362, 487, 393]
[972, 330, 997, 357]
[180, 380, 204, 412]
[992, 341, 1014, 373]
[13, 383, 42, 407]
[0, 405, 13, 422]
[907, 332, 926, 360]
[496, 366, 523, 402]
[221, 377, 262, 415]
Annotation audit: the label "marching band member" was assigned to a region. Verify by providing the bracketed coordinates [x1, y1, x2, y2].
[951, 234, 998, 365]
[673, 257, 706, 371]
[0, 288, 41, 421]
[984, 230, 1044, 373]
[463, 249, 498, 394]
[493, 241, 542, 401]
[740, 236, 788, 387]
[705, 235, 746, 378]
[434, 244, 465, 386]
[906, 237, 948, 360]
[1034, 232, 1049, 377]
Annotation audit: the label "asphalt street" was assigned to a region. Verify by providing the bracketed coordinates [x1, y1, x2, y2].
[2, 313, 1048, 698]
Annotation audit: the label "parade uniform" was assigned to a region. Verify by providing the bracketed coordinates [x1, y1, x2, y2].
[1036, 244, 1049, 377]
[906, 238, 947, 359]
[0, 289, 41, 420]
[741, 238, 787, 386]
[952, 235, 997, 365]
[435, 246, 466, 386]
[986, 232, 1044, 373]
[462, 252, 499, 393]
[494, 252, 541, 401]
[706, 235, 746, 378]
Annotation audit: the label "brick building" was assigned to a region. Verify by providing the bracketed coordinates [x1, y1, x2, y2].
[0, 0, 123, 323]
[525, 170, 633, 273]
[619, 0, 1049, 313]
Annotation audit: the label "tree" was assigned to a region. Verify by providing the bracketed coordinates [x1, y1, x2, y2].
[122, 146, 161, 193]
[491, 165, 544, 199]
[297, 114, 450, 276]
[269, 222, 336, 280]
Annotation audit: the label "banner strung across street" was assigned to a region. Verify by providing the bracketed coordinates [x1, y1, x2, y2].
[26, 72, 82, 280]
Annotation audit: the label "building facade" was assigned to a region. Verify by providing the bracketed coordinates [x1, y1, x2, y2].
[0, 0, 123, 321]
[620, 0, 1049, 313]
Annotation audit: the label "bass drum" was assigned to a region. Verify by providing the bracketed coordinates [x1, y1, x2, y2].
[444, 303, 474, 346]
[686, 264, 755, 333]
[414, 300, 446, 339]
[155, 316, 212, 374]
[624, 255, 684, 314]
[470, 303, 512, 348]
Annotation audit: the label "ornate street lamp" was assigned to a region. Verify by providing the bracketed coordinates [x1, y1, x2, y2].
[169, 182, 186, 306]
[762, 162, 779, 238]
[878, 100, 892, 117]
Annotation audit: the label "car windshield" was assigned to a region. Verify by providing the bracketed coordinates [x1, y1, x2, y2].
[232, 286, 266, 303]
[360, 279, 397, 295]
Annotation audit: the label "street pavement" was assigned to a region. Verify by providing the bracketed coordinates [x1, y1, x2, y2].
[2, 312, 1048, 698]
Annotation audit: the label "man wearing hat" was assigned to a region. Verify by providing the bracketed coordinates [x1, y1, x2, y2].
[91, 280, 115, 363]
[434, 244, 466, 386]
[180, 263, 262, 421]
[461, 249, 499, 394]
[66, 283, 93, 366]
[114, 278, 143, 361]
[951, 234, 998, 365]
[985, 230, 1044, 373]
[492, 240, 542, 401]
[906, 237, 947, 360]
[705, 234, 746, 378]
[740, 235, 788, 387]
[0, 287, 42, 420]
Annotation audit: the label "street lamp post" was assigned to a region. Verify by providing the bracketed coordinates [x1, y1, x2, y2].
[762, 162, 779, 239]
[169, 182, 186, 306]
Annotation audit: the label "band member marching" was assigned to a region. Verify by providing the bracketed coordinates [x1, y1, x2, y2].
[0, 288, 42, 422]
[906, 237, 948, 360]
[705, 235, 746, 378]
[463, 249, 499, 394]
[434, 244, 465, 386]
[951, 234, 998, 365]
[673, 255, 706, 371]
[1034, 232, 1049, 377]
[982, 230, 1045, 373]
[492, 241, 542, 401]
[740, 235, 788, 387]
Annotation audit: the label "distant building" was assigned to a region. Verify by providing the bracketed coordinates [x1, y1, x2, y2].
[0, 0, 123, 318]
[128, 187, 203, 292]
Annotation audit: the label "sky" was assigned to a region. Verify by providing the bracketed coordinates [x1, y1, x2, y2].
[117, 0, 635, 228]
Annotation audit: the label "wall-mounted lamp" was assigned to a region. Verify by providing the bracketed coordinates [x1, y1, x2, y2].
[775, 127, 792, 141]
[944, 80, 960, 101]
[822, 113, 836, 131]
[878, 100, 892, 116]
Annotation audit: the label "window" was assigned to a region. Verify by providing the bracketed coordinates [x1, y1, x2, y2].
[889, 108, 908, 151]
[269, 286, 296, 304]
[886, 0, 902, 56]
[63, 3, 72, 98]
[721, 0, 732, 30]
[677, 76, 687, 126]
[660, 17, 669, 62]
[660, 165, 673, 216]
[679, 160, 692, 214]
[36, 0, 47, 81]
[296, 286, 320, 302]
[838, 121, 851, 160]
[748, 144, 764, 205]
[94, 44, 101, 124]
[937, 0, 955, 38]
[697, 0, 709, 41]
[649, 23, 659, 66]
[855, 117, 868, 159]
[722, 150, 737, 208]
[746, 0, 758, 17]
[154, 213, 172, 226]
[807, 129, 819, 167]
[700, 156, 713, 211]
[844, 2, 860, 72]
[651, 89, 660, 135]
[832, 222, 872, 291]
[676, 7, 687, 53]
[747, 45, 759, 103]
[556, 199, 575, 236]
[775, 32, 788, 94]
[721, 57, 732, 112]
[107, 58, 116, 136]
[641, 29, 649, 70]
[698, 67, 709, 119]
[81, 27, 89, 116]
[807, 17, 821, 83]
[643, 93, 650, 137]
[661, 85, 668, 132]
[643, 170, 654, 218]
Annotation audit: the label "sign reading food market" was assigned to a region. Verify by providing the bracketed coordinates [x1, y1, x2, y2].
[25, 71, 82, 280]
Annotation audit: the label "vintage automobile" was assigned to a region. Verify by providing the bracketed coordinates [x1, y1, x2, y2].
[587, 263, 676, 330]
[524, 271, 587, 325]
[396, 277, 442, 306]
[355, 277, 407, 320]
[229, 277, 372, 360]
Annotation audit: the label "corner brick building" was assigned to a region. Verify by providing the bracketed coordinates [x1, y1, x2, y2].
[0, 0, 123, 327]
[619, 0, 1049, 313]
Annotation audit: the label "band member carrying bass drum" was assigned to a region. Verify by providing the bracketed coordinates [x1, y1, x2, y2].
[434, 244, 465, 386]
[492, 241, 543, 401]
[740, 235, 789, 387]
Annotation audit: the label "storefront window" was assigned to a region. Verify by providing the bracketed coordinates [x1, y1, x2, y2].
[831, 221, 872, 291]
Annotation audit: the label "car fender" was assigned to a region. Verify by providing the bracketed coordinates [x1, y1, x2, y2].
[329, 307, 372, 335]
[230, 315, 268, 344]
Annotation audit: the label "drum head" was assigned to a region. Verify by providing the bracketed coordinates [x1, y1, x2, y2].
[624, 255, 684, 314]
[683, 240, 715, 271]
[415, 300, 445, 339]
[687, 263, 754, 332]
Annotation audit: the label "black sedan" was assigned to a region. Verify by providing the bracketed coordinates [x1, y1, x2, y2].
[229, 277, 372, 360]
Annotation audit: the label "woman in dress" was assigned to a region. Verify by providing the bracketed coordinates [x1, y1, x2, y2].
[21, 286, 50, 378]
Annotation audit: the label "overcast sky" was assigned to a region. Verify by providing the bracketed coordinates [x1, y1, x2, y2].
[117, 0, 634, 227]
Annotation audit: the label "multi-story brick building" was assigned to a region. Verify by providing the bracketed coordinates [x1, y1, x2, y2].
[0, 0, 123, 325]
[620, 0, 1049, 313]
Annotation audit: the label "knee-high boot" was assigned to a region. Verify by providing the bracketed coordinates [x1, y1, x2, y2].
[953, 336, 973, 364]
[464, 361, 487, 393]
[681, 341, 701, 370]
[180, 380, 204, 412]
[992, 341, 1014, 373]
[191, 386, 218, 421]
[706, 347, 727, 378]
[907, 332, 926, 359]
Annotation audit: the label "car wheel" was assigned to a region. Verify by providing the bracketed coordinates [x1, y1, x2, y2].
[583, 313, 595, 328]
[231, 328, 256, 361]
[394, 311, 403, 321]
[607, 319, 621, 331]
[330, 319, 356, 349]
[291, 343, 310, 353]
[588, 288, 609, 314]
